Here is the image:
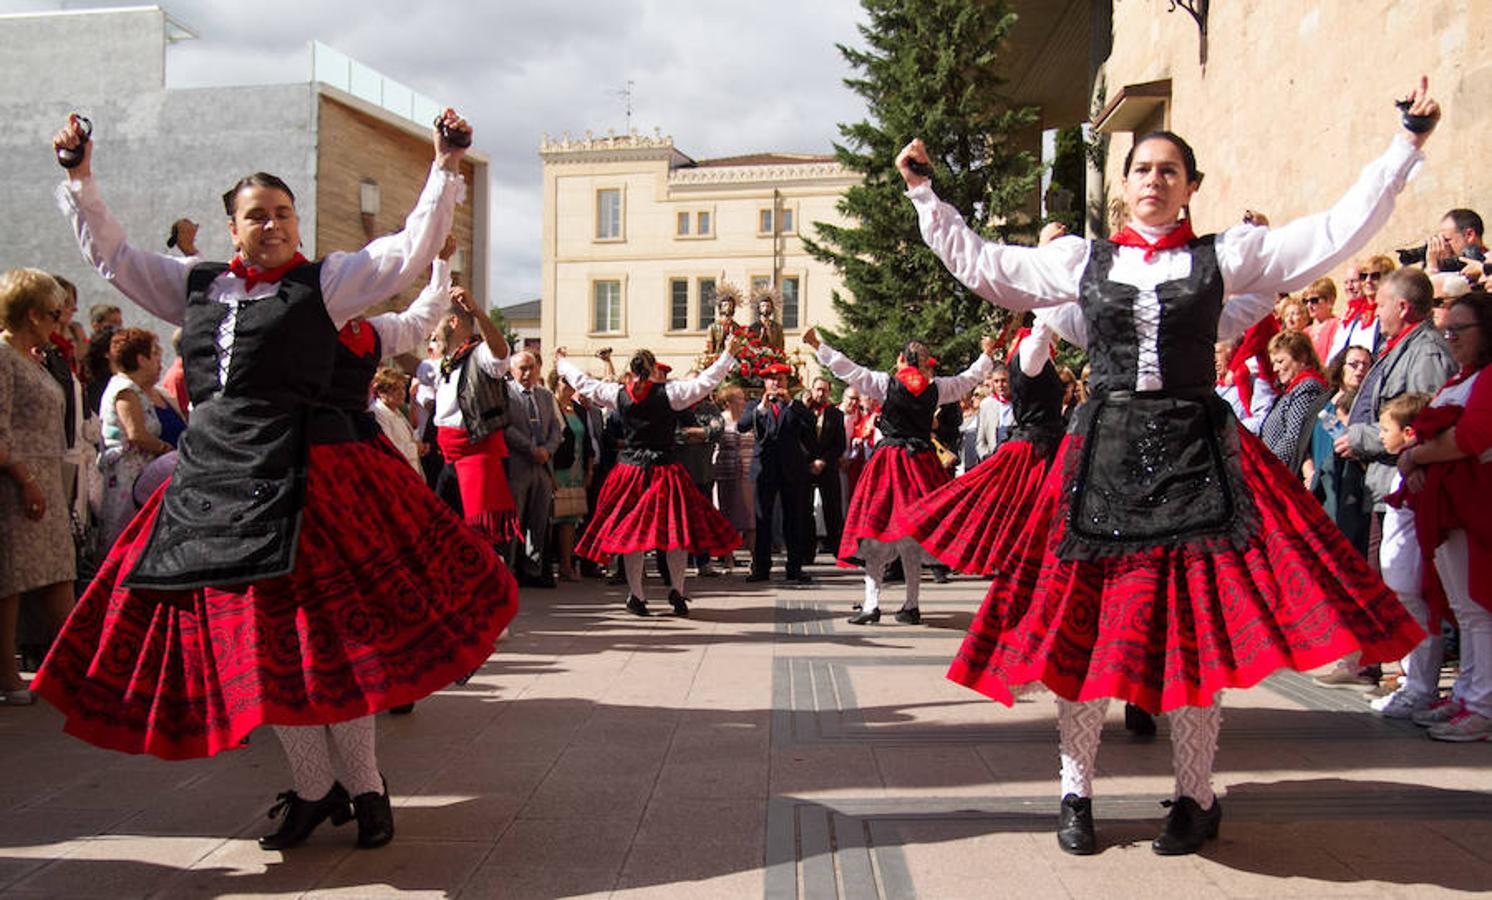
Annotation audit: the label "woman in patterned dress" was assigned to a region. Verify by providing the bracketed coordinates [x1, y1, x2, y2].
[0, 269, 77, 706]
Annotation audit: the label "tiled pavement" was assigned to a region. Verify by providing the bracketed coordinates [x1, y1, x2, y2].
[1, 564, 1489, 898]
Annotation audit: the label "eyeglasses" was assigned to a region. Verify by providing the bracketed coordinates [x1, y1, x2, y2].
[1304, 296, 1329, 305]
[1344, 359, 1372, 369]
[1443, 323, 1480, 339]
[1362, 271, 1387, 281]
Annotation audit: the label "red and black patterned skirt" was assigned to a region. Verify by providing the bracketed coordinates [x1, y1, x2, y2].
[575, 460, 741, 564]
[838, 444, 950, 564]
[32, 437, 518, 760]
[947, 425, 1424, 713]
[891, 440, 1050, 576]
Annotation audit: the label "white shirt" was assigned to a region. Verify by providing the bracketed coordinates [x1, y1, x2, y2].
[58, 163, 466, 386]
[370, 398, 421, 471]
[1215, 358, 1278, 434]
[556, 350, 737, 411]
[365, 259, 450, 359]
[433, 341, 509, 430]
[413, 358, 439, 435]
[908, 135, 1423, 392]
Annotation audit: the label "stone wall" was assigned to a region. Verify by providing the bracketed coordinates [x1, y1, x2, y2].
[1100, 0, 1491, 277]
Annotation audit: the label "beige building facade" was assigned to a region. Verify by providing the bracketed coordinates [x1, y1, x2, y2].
[538, 133, 859, 372]
[1004, 0, 1489, 279]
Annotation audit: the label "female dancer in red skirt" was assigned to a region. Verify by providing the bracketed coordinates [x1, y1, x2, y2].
[896, 78, 1439, 855]
[36, 111, 518, 851]
[557, 339, 744, 616]
[890, 310, 1069, 577]
[803, 327, 996, 625]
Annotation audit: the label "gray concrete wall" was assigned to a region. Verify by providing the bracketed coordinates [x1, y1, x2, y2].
[0, 7, 166, 102]
[1, 73, 318, 351]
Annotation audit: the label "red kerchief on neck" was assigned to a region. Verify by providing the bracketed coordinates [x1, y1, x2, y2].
[228, 252, 309, 291]
[895, 366, 931, 396]
[1110, 220, 1197, 263]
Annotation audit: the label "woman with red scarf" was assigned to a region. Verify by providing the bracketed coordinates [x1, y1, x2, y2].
[890, 312, 1066, 576]
[898, 77, 1437, 855]
[558, 340, 743, 617]
[805, 327, 996, 625]
[1396, 293, 1492, 742]
[37, 111, 517, 852]
[1260, 330, 1330, 471]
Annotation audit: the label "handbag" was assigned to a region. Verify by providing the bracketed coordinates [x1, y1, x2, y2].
[553, 484, 588, 519]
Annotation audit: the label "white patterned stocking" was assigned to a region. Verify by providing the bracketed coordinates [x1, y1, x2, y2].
[1056, 697, 1110, 798]
[1169, 695, 1222, 807]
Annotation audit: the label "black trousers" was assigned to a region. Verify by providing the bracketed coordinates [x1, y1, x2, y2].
[802, 468, 843, 561]
[754, 475, 806, 577]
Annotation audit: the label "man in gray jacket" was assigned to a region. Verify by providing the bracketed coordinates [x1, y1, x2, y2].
[1337, 268, 1455, 512]
[1321, 267, 1454, 687]
[506, 350, 562, 588]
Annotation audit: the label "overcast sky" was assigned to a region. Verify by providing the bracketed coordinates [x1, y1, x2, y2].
[2, 0, 871, 306]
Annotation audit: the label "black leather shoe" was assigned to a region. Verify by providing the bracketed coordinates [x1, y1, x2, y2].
[668, 589, 690, 617]
[745, 571, 770, 582]
[786, 572, 814, 585]
[625, 595, 650, 617]
[895, 607, 922, 625]
[389, 703, 415, 716]
[1057, 793, 1096, 856]
[931, 567, 950, 584]
[258, 783, 353, 850]
[1125, 703, 1157, 738]
[847, 608, 881, 625]
[353, 779, 395, 849]
[1151, 796, 1221, 855]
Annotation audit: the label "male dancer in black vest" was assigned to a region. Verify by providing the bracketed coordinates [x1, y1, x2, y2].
[740, 362, 815, 584]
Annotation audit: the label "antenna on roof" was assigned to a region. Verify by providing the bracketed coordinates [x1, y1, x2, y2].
[612, 79, 635, 133]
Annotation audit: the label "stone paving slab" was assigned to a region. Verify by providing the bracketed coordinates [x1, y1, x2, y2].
[0, 566, 1488, 898]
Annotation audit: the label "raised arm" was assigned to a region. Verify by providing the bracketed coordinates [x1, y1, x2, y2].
[665, 346, 739, 410]
[52, 116, 189, 323]
[319, 110, 472, 325]
[1019, 319, 1057, 378]
[368, 254, 451, 357]
[898, 139, 1085, 311]
[806, 328, 889, 401]
[936, 335, 997, 404]
[556, 352, 623, 410]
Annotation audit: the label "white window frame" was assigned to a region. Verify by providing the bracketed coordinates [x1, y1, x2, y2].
[590, 277, 626, 335]
[666, 276, 691, 333]
[595, 187, 625, 242]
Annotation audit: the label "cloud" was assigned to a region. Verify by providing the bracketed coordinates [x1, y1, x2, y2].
[2, 0, 870, 304]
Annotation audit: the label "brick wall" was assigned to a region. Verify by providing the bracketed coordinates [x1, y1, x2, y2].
[315, 94, 478, 318]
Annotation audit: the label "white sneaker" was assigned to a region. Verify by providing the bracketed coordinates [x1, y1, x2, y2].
[1371, 689, 1431, 719]
[1427, 710, 1492, 742]
[1410, 698, 1464, 727]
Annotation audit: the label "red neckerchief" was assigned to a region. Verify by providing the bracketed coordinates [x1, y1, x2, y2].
[338, 318, 377, 357]
[808, 399, 827, 414]
[627, 377, 654, 403]
[439, 337, 481, 379]
[49, 331, 76, 372]
[895, 366, 931, 396]
[1109, 220, 1197, 262]
[228, 252, 309, 290]
[853, 411, 877, 440]
[1284, 368, 1328, 393]
[1344, 296, 1376, 330]
[1442, 364, 1482, 390]
[1378, 321, 1420, 360]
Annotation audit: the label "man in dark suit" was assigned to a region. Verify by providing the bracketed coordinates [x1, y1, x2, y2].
[739, 363, 814, 584]
[801, 375, 846, 563]
[505, 350, 562, 588]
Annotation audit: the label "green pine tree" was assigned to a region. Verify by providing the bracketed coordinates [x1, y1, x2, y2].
[803, 0, 1043, 373]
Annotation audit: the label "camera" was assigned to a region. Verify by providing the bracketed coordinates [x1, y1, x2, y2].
[1396, 244, 1477, 273]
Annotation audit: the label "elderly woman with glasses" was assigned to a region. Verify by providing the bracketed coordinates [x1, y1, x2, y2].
[0, 269, 78, 707]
